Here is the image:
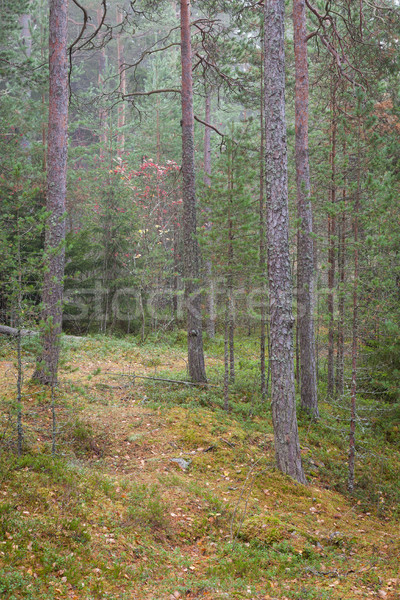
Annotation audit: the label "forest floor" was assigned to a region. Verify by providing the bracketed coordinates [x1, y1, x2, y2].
[0, 334, 399, 600]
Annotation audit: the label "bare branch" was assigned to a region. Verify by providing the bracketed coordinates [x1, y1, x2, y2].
[194, 115, 224, 137]
[123, 88, 181, 99]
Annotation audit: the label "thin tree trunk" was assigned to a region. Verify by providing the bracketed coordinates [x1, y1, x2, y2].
[259, 39, 267, 402]
[293, 0, 318, 417]
[204, 92, 212, 185]
[327, 76, 337, 397]
[348, 117, 361, 493]
[34, 0, 69, 385]
[224, 298, 229, 411]
[40, 0, 47, 172]
[180, 0, 207, 383]
[264, 0, 306, 484]
[204, 90, 215, 338]
[16, 234, 23, 455]
[228, 148, 235, 384]
[336, 179, 346, 397]
[116, 7, 126, 156]
[97, 7, 107, 149]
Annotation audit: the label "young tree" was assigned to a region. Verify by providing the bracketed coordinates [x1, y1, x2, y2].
[34, 0, 69, 384]
[293, 0, 318, 417]
[180, 0, 207, 382]
[264, 0, 306, 484]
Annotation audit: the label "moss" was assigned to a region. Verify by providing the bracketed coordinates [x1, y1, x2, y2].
[237, 514, 291, 545]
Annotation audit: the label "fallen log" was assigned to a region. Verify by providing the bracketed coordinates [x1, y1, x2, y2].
[0, 325, 37, 337]
[0, 325, 84, 343]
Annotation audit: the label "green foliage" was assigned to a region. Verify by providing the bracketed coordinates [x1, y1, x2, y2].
[363, 322, 400, 403]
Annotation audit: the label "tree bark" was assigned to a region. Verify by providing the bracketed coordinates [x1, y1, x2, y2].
[116, 7, 126, 156]
[336, 180, 346, 397]
[204, 90, 216, 338]
[259, 40, 267, 402]
[97, 7, 107, 149]
[264, 0, 306, 484]
[348, 116, 361, 493]
[180, 0, 207, 383]
[228, 148, 235, 384]
[327, 76, 337, 397]
[293, 0, 318, 417]
[34, 0, 69, 385]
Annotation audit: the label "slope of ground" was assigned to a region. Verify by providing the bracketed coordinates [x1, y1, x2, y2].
[0, 335, 399, 599]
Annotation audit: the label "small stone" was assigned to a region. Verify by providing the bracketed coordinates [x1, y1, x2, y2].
[170, 458, 191, 471]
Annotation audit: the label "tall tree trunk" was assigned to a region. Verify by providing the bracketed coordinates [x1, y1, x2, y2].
[204, 90, 216, 338]
[259, 72, 267, 402]
[204, 91, 212, 187]
[34, 0, 69, 385]
[116, 7, 126, 156]
[327, 76, 337, 397]
[293, 0, 318, 417]
[40, 0, 47, 172]
[264, 0, 306, 484]
[180, 0, 207, 383]
[224, 297, 229, 411]
[348, 118, 361, 493]
[228, 147, 235, 384]
[97, 7, 107, 149]
[336, 171, 346, 397]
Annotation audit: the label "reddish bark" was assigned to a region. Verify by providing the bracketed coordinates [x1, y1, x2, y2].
[180, 0, 207, 382]
[34, 0, 69, 385]
[293, 0, 318, 417]
[264, 0, 306, 484]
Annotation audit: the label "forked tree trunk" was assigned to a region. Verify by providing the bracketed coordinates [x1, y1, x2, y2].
[293, 0, 318, 417]
[264, 0, 306, 484]
[180, 0, 207, 383]
[34, 0, 69, 385]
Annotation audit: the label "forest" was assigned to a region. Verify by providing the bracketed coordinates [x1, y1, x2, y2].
[0, 0, 400, 598]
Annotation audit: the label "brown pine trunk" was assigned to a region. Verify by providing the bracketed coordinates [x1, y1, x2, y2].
[264, 0, 306, 484]
[116, 7, 126, 156]
[34, 0, 69, 385]
[293, 0, 318, 417]
[327, 77, 337, 397]
[180, 0, 207, 383]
